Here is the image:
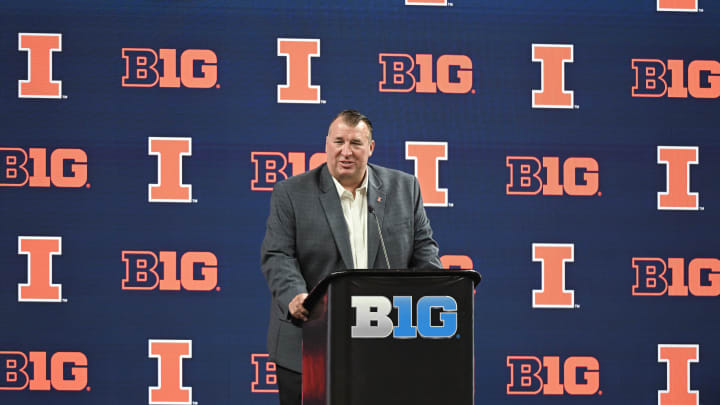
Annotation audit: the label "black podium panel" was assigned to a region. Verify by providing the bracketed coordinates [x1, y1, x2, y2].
[303, 270, 480, 405]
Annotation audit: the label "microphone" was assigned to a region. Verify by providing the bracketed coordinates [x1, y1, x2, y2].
[369, 206, 391, 269]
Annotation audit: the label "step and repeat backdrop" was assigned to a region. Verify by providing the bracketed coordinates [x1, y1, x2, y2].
[1, 0, 718, 404]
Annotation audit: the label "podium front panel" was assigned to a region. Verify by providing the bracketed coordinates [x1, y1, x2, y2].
[326, 274, 475, 405]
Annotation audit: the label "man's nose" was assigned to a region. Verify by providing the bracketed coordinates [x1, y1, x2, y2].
[341, 143, 352, 155]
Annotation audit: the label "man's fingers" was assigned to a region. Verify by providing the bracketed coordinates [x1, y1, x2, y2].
[289, 293, 310, 320]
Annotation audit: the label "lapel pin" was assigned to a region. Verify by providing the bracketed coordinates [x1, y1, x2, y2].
[377, 197, 382, 203]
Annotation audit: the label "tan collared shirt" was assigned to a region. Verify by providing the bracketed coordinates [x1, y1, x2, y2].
[331, 170, 369, 269]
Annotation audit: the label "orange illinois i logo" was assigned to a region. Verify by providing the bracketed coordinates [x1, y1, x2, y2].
[149, 339, 192, 405]
[532, 44, 574, 109]
[657, 0, 698, 12]
[658, 146, 698, 211]
[17, 236, 62, 302]
[405, 142, 448, 207]
[277, 38, 321, 104]
[18, 33, 62, 99]
[658, 344, 699, 405]
[532, 243, 575, 308]
[148, 137, 192, 203]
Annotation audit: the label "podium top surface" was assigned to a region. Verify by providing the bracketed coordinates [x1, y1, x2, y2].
[305, 269, 481, 309]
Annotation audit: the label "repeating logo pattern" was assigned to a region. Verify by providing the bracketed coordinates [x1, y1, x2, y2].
[5, 2, 718, 404]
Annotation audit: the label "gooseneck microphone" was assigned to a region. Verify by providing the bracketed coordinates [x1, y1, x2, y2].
[369, 207, 391, 269]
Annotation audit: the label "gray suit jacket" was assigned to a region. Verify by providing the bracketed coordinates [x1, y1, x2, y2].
[260, 163, 441, 372]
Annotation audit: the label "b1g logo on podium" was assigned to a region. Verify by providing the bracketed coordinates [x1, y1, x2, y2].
[351, 295, 457, 339]
[0, 351, 88, 391]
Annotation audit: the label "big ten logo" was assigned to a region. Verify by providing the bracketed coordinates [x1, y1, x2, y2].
[17, 236, 63, 303]
[277, 38, 321, 103]
[351, 296, 457, 339]
[122, 251, 219, 292]
[506, 355, 600, 396]
[250, 353, 277, 393]
[251, 151, 326, 191]
[18, 33, 63, 99]
[506, 156, 599, 196]
[658, 146, 699, 211]
[406, 142, 449, 206]
[405, 0, 448, 6]
[148, 137, 193, 203]
[632, 257, 720, 297]
[532, 244, 576, 309]
[0, 351, 88, 391]
[532, 44, 575, 109]
[633, 59, 718, 99]
[122, 48, 218, 88]
[148, 339, 193, 405]
[658, 344, 700, 405]
[378, 53, 473, 94]
[0, 147, 88, 188]
[657, 0, 699, 12]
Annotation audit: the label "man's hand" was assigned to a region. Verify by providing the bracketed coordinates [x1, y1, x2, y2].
[288, 293, 309, 321]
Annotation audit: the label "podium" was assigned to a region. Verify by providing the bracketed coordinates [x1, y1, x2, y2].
[302, 269, 481, 405]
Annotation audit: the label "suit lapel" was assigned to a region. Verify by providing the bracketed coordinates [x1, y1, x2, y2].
[318, 165, 354, 269]
[367, 165, 386, 269]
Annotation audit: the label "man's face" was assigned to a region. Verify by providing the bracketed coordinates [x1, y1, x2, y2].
[325, 118, 374, 189]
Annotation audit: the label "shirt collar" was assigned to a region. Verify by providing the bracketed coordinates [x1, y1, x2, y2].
[331, 168, 369, 199]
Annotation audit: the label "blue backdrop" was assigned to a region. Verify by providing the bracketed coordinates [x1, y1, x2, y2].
[1, 1, 718, 404]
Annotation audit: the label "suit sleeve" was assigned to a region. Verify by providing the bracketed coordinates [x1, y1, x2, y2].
[411, 176, 443, 269]
[261, 181, 308, 319]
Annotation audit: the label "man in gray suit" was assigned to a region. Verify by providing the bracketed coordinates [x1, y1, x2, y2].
[261, 110, 442, 405]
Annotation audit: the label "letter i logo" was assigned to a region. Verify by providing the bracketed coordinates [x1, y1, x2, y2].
[277, 38, 321, 103]
[18, 33, 62, 99]
[18, 236, 63, 302]
[532, 243, 575, 308]
[148, 137, 193, 203]
[532, 44, 574, 109]
[658, 146, 699, 211]
[657, 0, 698, 12]
[405, 141, 448, 207]
[658, 344, 699, 405]
[149, 339, 193, 404]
